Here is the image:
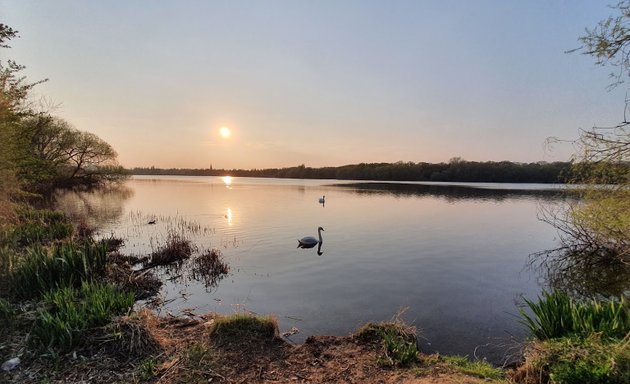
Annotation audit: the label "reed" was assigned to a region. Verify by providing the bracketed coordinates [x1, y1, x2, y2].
[519, 291, 630, 341]
[9, 241, 108, 298]
[31, 282, 134, 351]
[148, 233, 194, 266]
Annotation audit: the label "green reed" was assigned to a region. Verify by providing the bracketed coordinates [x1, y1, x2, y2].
[9, 241, 108, 298]
[519, 291, 630, 341]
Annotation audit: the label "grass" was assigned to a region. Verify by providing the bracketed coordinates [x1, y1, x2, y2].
[438, 355, 505, 380]
[30, 281, 134, 352]
[3, 208, 74, 247]
[0, 298, 15, 329]
[514, 335, 630, 384]
[356, 320, 419, 368]
[519, 291, 630, 341]
[8, 241, 108, 298]
[209, 313, 278, 343]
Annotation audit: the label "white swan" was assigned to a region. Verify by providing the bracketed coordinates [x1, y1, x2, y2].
[319, 195, 325, 204]
[297, 226, 324, 248]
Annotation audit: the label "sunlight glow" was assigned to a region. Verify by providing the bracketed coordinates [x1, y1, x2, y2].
[219, 126, 231, 139]
[222, 176, 232, 186]
[226, 207, 233, 226]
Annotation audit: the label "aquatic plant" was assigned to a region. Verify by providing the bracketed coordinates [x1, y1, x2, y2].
[191, 248, 229, 288]
[519, 291, 630, 341]
[147, 233, 194, 267]
[31, 282, 134, 351]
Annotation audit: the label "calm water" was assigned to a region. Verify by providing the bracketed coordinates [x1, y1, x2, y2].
[55, 176, 571, 363]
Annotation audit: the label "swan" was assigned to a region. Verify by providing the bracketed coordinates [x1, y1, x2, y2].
[319, 195, 325, 204]
[297, 226, 324, 248]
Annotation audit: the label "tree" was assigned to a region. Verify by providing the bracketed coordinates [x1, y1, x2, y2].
[538, 2, 630, 287]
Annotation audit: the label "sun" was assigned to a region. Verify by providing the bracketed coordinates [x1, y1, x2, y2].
[219, 126, 231, 139]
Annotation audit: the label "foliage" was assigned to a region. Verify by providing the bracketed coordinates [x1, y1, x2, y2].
[515, 335, 630, 384]
[31, 282, 134, 351]
[138, 357, 158, 380]
[209, 313, 278, 343]
[8, 241, 108, 298]
[519, 291, 630, 341]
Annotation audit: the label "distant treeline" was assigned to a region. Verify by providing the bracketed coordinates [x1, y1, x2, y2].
[130, 160, 574, 183]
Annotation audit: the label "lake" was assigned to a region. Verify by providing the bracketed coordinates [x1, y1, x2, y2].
[54, 176, 572, 363]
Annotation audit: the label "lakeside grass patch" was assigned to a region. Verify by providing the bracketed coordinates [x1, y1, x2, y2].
[31, 282, 134, 352]
[8, 241, 108, 298]
[356, 321, 419, 367]
[191, 248, 229, 287]
[209, 313, 278, 343]
[514, 335, 630, 384]
[437, 355, 504, 380]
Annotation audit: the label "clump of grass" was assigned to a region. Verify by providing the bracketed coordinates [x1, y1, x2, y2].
[439, 355, 504, 380]
[6, 208, 74, 247]
[138, 357, 158, 380]
[148, 233, 194, 266]
[31, 282, 134, 352]
[0, 298, 15, 329]
[191, 248, 229, 287]
[513, 335, 630, 384]
[102, 309, 164, 359]
[519, 291, 630, 341]
[9, 241, 108, 298]
[209, 314, 278, 343]
[0, 245, 18, 278]
[356, 320, 419, 367]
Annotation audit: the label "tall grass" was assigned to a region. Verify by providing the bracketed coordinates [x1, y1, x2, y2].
[4, 208, 74, 247]
[519, 291, 630, 341]
[31, 282, 134, 351]
[9, 241, 108, 298]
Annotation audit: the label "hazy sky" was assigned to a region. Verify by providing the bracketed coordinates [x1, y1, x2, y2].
[1, 1, 625, 169]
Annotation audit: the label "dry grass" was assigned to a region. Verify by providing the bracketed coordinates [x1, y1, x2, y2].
[191, 248, 229, 288]
[147, 233, 194, 267]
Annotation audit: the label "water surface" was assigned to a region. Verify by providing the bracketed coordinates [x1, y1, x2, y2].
[56, 176, 569, 363]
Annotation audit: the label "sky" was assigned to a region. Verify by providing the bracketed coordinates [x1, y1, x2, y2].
[1, 0, 626, 169]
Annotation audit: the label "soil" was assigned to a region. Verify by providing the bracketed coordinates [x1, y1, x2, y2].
[0, 311, 505, 384]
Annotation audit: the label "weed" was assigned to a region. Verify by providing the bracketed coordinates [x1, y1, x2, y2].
[210, 313, 278, 343]
[138, 357, 158, 380]
[519, 291, 630, 341]
[30, 282, 134, 351]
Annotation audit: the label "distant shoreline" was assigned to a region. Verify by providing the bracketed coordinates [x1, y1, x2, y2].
[128, 160, 572, 184]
